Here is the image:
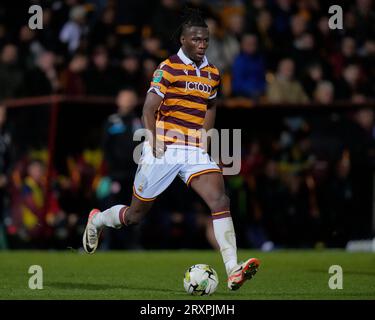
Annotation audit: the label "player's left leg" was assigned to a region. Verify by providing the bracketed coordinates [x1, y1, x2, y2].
[83, 142, 182, 253]
[189, 172, 260, 290]
[83, 196, 154, 254]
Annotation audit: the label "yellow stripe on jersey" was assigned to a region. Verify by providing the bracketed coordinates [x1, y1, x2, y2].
[156, 121, 202, 137]
[164, 98, 207, 111]
[156, 135, 203, 148]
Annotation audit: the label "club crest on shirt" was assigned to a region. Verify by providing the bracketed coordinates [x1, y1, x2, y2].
[153, 70, 163, 83]
[183, 69, 188, 76]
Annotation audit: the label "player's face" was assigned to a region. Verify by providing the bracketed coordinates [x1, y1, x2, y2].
[181, 26, 209, 64]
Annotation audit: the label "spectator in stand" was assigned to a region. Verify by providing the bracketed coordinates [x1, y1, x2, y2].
[141, 36, 167, 66]
[142, 57, 158, 87]
[291, 32, 317, 77]
[267, 58, 309, 103]
[244, 0, 268, 32]
[36, 7, 61, 53]
[295, 0, 320, 23]
[22, 51, 60, 96]
[253, 10, 277, 66]
[13, 159, 65, 249]
[343, 108, 375, 239]
[335, 64, 370, 101]
[231, 34, 266, 99]
[282, 172, 317, 247]
[85, 46, 120, 96]
[354, 0, 375, 44]
[313, 80, 334, 105]
[117, 54, 147, 96]
[323, 150, 354, 247]
[290, 14, 308, 45]
[88, 7, 117, 49]
[151, 0, 182, 53]
[329, 37, 359, 79]
[17, 25, 40, 69]
[185, 0, 216, 20]
[360, 39, 375, 99]
[271, 0, 296, 51]
[0, 44, 23, 100]
[205, 17, 237, 74]
[101, 88, 142, 249]
[60, 53, 88, 95]
[206, 18, 233, 74]
[301, 62, 324, 100]
[315, 15, 336, 56]
[225, 12, 246, 41]
[102, 88, 142, 205]
[59, 5, 88, 54]
[255, 159, 287, 247]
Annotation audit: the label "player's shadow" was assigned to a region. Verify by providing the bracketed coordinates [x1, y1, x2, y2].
[47, 282, 240, 297]
[47, 281, 182, 294]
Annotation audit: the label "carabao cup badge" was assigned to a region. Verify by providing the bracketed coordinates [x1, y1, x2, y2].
[153, 70, 163, 83]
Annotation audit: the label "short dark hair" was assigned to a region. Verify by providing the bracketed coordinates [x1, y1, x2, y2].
[181, 8, 208, 35]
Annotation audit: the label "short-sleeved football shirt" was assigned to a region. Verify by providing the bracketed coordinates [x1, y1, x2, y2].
[148, 48, 220, 148]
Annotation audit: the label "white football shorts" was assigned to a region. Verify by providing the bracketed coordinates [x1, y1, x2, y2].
[133, 142, 221, 201]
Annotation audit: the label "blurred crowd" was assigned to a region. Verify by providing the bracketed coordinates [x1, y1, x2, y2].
[0, 0, 374, 103]
[1, 91, 375, 251]
[0, 0, 375, 250]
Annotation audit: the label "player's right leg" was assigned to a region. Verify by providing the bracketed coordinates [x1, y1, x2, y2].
[188, 171, 261, 290]
[82, 196, 153, 254]
[83, 142, 181, 254]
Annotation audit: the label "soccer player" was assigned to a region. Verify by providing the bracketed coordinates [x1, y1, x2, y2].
[83, 11, 260, 290]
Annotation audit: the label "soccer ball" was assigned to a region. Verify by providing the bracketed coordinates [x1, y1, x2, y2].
[183, 264, 219, 296]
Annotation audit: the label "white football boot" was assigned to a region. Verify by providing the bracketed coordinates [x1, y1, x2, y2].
[82, 209, 102, 254]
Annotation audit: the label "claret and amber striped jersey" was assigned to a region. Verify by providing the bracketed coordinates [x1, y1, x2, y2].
[148, 48, 220, 148]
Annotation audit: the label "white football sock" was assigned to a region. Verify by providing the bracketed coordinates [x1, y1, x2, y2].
[91, 205, 125, 229]
[212, 216, 238, 275]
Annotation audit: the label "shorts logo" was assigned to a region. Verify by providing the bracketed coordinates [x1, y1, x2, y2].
[185, 81, 212, 94]
[138, 184, 143, 193]
[153, 70, 163, 83]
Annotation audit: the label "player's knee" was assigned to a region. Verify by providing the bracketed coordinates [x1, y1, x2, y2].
[209, 193, 230, 212]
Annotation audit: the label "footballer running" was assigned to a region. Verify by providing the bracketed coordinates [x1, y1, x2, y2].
[83, 10, 260, 291]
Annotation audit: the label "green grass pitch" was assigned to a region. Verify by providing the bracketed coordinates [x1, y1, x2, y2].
[0, 250, 374, 300]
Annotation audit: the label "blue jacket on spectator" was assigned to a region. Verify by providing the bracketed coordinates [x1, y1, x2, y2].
[231, 52, 266, 99]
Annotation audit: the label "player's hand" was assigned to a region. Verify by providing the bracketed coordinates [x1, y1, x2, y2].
[152, 139, 167, 158]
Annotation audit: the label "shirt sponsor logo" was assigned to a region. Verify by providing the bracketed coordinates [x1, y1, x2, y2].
[185, 81, 212, 94]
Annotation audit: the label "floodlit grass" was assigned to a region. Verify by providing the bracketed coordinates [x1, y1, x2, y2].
[0, 250, 374, 300]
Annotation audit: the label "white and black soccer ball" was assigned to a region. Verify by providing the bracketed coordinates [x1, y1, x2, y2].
[183, 264, 219, 296]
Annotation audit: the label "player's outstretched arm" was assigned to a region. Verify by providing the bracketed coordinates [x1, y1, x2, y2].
[142, 91, 166, 158]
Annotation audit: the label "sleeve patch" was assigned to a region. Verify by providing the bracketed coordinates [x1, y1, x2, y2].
[152, 70, 163, 83]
